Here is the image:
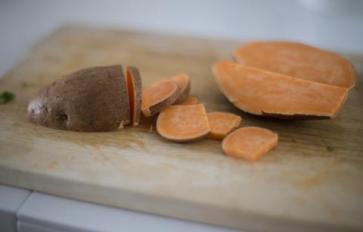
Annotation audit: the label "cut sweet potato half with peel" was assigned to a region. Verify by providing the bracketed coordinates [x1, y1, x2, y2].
[207, 112, 241, 140]
[170, 73, 191, 103]
[179, 95, 199, 105]
[222, 127, 278, 161]
[233, 41, 356, 89]
[213, 61, 348, 119]
[141, 80, 178, 117]
[125, 66, 142, 126]
[156, 104, 210, 142]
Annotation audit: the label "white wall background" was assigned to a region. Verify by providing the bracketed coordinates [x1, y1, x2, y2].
[1, 0, 363, 75]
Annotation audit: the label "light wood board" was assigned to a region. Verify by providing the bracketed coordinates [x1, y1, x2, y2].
[0, 25, 362, 232]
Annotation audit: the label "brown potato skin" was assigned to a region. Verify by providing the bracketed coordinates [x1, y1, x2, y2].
[27, 65, 130, 132]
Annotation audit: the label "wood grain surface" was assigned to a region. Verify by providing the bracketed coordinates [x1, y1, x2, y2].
[0, 25, 362, 232]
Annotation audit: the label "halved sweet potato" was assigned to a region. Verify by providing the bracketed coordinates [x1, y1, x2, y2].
[156, 104, 210, 142]
[207, 112, 241, 140]
[27, 65, 130, 131]
[222, 127, 278, 161]
[179, 95, 199, 105]
[212, 61, 348, 118]
[233, 41, 356, 88]
[141, 80, 179, 117]
[170, 73, 191, 103]
[125, 66, 142, 126]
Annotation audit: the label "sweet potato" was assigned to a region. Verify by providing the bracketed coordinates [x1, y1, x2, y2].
[233, 41, 356, 88]
[179, 95, 199, 105]
[156, 104, 210, 142]
[213, 61, 348, 118]
[222, 127, 278, 161]
[27, 65, 130, 131]
[207, 112, 241, 140]
[170, 73, 191, 103]
[125, 66, 142, 126]
[141, 79, 178, 117]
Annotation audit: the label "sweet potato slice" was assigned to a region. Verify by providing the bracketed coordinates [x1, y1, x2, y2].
[156, 104, 210, 142]
[213, 61, 348, 118]
[222, 127, 278, 161]
[125, 66, 142, 126]
[207, 112, 241, 140]
[233, 41, 356, 88]
[179, 95, 199, 105]
[141, 80, 178, 117]
[170, 73, 191, 103]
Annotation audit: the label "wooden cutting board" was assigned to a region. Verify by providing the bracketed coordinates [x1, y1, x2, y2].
[0, 25, 362, 232]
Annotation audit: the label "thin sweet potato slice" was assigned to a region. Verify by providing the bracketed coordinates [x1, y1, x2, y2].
[207, 112, 241, 140]
[233, 41, 356, 88]
[213, 61, 348, 118]
[179, 95, 199, 105]
[222, 127, 278, 161]
[156, 104, 210, 142]
[141, 80, 178, 117]
[125, 66, 142, 126]
[170, 73, 191, 103]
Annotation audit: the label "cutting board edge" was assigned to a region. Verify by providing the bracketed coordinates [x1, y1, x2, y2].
[0, 166, 360, 232]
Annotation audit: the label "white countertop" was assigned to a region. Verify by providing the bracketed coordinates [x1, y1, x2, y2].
[1, 0, 363, 231]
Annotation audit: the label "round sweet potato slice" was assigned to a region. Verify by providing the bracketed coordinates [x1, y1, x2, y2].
[207, 112, 241, 140]
[233, 41, 356, 88]
[170, 73, 191, 103]
[125, 66, 142, 126]
[141, 79, 178, 117]
[156, 104, 210, 142]
[27, 65, 130, 132]
[222, 127, 278, 161]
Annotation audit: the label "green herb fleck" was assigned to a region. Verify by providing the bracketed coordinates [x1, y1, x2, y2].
[326, 145, 334, 152]
[0, 91, 15, 104]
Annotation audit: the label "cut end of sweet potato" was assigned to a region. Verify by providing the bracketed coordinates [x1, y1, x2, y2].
[125, 66, 142, 126]
[141, 79, 178, 117]
[179, 95, 200, 105]
[156, 104, 210, 142]
[170, 73, 191, 103]
[207, 112, 241, 140]
[233, 41, 356, 89]
[213, 61, 348, 119]
[222, 127, 278, 161]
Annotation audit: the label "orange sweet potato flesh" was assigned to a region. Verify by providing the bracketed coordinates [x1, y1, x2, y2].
[222, 127, 278, 161]
[142, 80, 178, 117]
[156, 104, 210, 142]
[125, 66, 142, 126]
[233, 41, 356, 89]
[179, 95, 199, 105]
[170, 73, 191, 103]
[207, 112, 241, 140]
[213, 61, 348, 118]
